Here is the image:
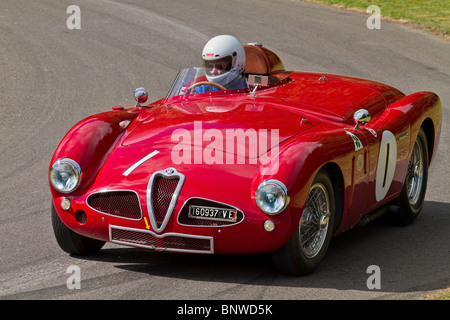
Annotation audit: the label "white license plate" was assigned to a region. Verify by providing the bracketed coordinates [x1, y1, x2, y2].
[188, 205, 237, 222]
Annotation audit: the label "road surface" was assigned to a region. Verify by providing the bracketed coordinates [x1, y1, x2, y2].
[0, 0, 449, 301]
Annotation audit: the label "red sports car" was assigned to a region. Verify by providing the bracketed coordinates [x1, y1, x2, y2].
[49, 44, 441, 275]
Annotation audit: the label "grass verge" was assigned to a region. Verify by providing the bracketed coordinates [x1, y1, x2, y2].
[421, 287, 450, 300]
[302, 0, 450, 40]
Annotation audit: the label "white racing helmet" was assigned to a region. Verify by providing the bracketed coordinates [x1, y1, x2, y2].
[202, 35, 246, 86]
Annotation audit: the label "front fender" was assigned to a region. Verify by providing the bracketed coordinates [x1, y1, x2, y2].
[252, 123, 355, 240]
[49, 108, 141, 195]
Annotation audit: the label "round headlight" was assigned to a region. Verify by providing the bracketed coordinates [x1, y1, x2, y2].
[49, 158, 82, 193]
[255, 180, 290, 215]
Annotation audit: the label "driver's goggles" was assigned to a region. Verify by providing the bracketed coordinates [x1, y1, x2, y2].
[206, 62, 226, 70]
[203, 57, 232, 73]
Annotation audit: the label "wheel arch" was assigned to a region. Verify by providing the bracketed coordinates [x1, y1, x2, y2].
[420, 117, 435, 163]
[321, 162, 344, 232]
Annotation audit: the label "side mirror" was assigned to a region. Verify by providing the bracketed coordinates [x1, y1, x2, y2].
[353, 109, 371, 129]
[134, 87, 148, 106]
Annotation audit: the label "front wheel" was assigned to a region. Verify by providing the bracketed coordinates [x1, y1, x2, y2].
[396, 128, 429, 225]
[272, 169, 335, 276]
[51, 203, 105, 255]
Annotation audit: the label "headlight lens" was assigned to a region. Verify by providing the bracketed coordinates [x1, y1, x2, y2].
[49, 158, 82, 193]
[255, 180, 290, 215]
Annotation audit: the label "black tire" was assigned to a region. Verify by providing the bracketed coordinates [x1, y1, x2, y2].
[396, 128, 429, 225]
[272, 169, 335, 276]
[51, 203, 105, 255]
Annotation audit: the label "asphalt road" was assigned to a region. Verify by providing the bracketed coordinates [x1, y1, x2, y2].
[0, 0, 449, 301]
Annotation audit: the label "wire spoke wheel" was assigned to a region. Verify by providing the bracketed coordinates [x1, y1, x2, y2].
[272, 169, 335, 276]
[396, 128, 429, 225]
[299, 183, 331, 258]
[406, 138, 424, 206]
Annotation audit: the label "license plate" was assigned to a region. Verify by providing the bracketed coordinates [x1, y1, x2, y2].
[188, 205, 237, 222]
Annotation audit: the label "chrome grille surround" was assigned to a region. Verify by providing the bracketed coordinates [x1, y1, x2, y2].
[86, 190, 142, 220]
[147, 168, 185, 233]
[109, 225, 213, 254]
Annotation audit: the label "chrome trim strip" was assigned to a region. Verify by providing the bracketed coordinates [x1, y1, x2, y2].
[177, 197, 245, 228]
[109, 225, 214, 254]
[86, 189, 143, 221]
[122, 150, 160, 176]
[398, 132, 409, 141]
[147, 168, 185, 233]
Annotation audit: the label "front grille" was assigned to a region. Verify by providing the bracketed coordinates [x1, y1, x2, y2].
[110, 226, 213, 254]
[178, 198, 244, 227]
[87, 191, 142, 220]
[151, 176, 180, 228]
[147, 168, 185, 233]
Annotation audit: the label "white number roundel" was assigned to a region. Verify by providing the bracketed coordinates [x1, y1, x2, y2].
[375, 130, 397, 202]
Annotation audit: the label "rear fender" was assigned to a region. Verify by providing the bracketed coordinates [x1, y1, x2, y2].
[363, 91, 441, 211]
[386, 91, 441, 164]
[380, 92, 440, 153]
[371, 91, 441, 176]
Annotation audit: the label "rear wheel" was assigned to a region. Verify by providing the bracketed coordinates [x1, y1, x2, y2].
[272, 169, 335, 276]
[51, 203, 105, 255]
[396, 128, 429, 225]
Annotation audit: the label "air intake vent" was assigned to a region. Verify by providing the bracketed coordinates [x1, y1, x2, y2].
[87, 191, 142, 220]
[110, 226, 213, 254]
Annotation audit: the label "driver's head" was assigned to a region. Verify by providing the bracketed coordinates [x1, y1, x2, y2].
[202, 35, 245, 86]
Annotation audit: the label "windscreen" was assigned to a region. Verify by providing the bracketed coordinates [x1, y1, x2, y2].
[165, 67, 247, 99]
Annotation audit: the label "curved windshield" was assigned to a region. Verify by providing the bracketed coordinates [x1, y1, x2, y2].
[165, 67, 249, 99]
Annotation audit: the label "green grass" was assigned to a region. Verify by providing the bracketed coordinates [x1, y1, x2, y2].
[421, 287, 450, 300]
[433, 293, 450, 300]
[304, 0, 450, 39]
[430, 288, 450, 300]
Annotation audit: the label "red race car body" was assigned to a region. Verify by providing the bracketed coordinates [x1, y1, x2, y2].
[49, 44, 441, 275]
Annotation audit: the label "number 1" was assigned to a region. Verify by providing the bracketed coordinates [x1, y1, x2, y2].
[375, 131, 397, 202]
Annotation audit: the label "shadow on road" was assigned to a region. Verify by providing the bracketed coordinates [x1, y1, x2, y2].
[82, 200, 450, 295]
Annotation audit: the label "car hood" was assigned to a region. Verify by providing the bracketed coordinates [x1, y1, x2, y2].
[122, 96, 320, 157]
